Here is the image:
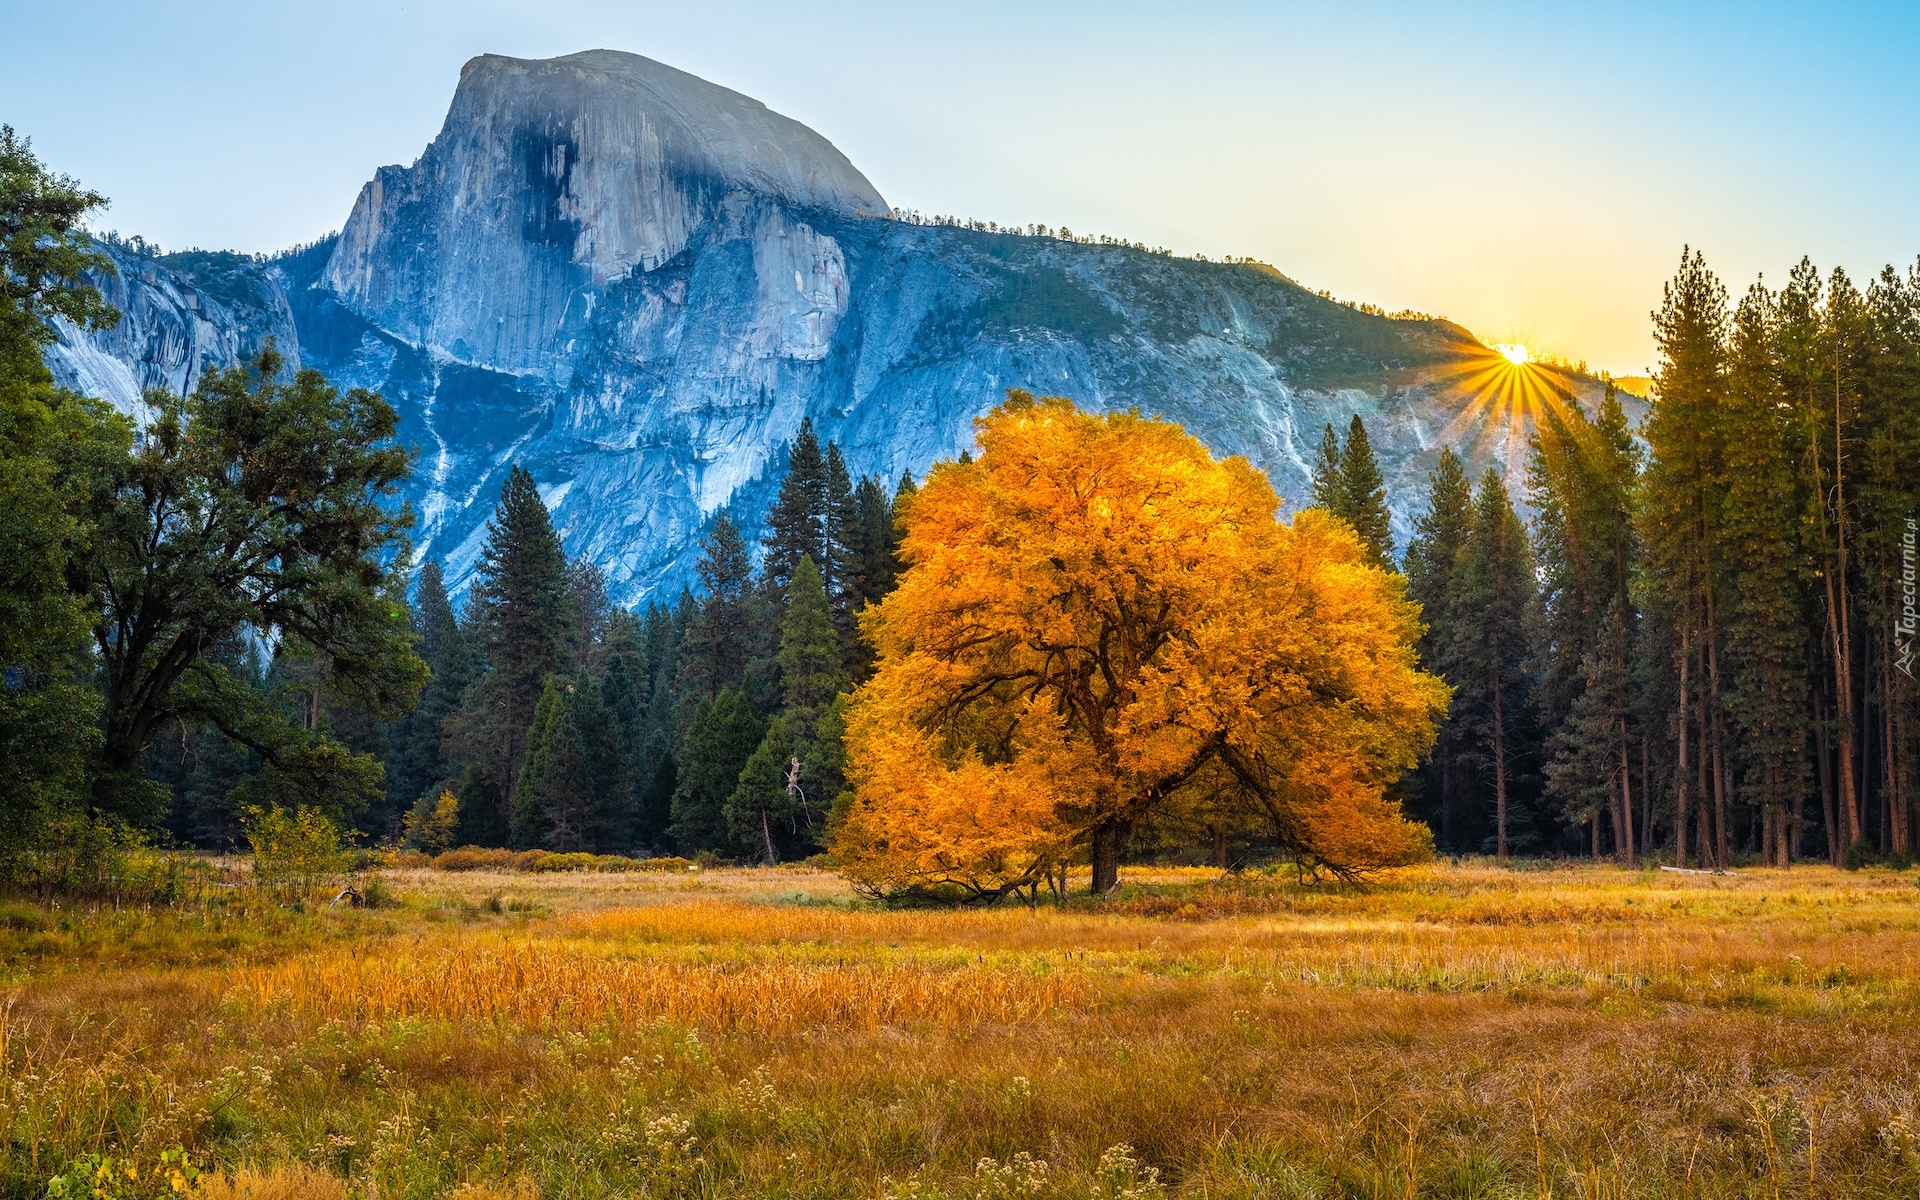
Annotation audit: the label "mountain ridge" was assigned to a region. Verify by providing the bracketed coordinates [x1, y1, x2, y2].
[46, 49, 1630, 604]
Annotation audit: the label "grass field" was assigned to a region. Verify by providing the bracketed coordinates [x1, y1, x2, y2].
[6, 861, 1920, 1199]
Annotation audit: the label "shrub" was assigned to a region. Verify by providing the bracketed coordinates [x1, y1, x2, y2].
[244, 805, 348, 903]
[1843, 841, 1880, 871]
[1889, 848, 1915, 872]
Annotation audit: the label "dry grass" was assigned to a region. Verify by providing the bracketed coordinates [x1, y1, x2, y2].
[5, 860, 1920, 1198]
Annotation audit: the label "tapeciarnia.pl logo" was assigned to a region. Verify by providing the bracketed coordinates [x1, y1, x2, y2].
[1899, 514, 1917, 680]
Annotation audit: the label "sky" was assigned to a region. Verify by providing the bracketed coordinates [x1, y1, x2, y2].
[4, 1, 1916, 376]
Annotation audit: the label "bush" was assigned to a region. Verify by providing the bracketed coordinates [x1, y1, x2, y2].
[1843, 841, 1880, 871]
[422, 847, 695, 874]
[245, 805, 348, 903]
[1889, 848, 1915, 872]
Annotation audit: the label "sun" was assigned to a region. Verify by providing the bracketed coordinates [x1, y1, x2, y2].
[1493, 342, 1531, 366]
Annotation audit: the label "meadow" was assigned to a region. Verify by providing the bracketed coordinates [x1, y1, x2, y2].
[5, 861, 1920, 1200]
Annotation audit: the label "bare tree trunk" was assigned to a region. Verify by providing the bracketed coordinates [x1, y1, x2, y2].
[760, 808, 779, 867]
[1212, 828, 1228, 870]
[1706, 588, 1730, 868]
[1888, 645, 1908, 855]
[1817, 706, 1839, 865]
[1440, 745, 1453, 853]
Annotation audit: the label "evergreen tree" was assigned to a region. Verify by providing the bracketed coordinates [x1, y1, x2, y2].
[566, 558, 612, 676]
[1451, 470, 1537, 860]
[458, 466, 570, 838]
[822, 442, 860, 634]
[668, 687, 765, 854]
[1307, 418, 1393, 567]
[1338, 415, 1395, 567]
[510, 678, 565, 850]
[763, 419, 828, 593]
[1310, 423, 1344, 510]
[1530, 388, 1642, 858]
[725, 715, 795, 863]
[385, 560, 470, 820]
[634, 732, 676, 853]
[680, 515, 759, 702]
[1641, 249, 1731, 868]
[600, 653, 646, 850]
[1403, 446, 1473, 848]
[1720, 281, 1811, 866]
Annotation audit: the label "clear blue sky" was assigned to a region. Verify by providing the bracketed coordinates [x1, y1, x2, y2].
[4, 1, 1916, 374]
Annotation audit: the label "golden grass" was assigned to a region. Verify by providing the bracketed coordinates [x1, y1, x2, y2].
[231, 937, 1083, 1033]
[6, 860, 1920, 1198]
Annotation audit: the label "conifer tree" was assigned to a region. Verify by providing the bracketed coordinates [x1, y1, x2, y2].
[385, 560, 470, 819]
[763, 419, 827, 593]
[600, 653, 646, 849]
[634, 732, 676, 853]
[772, 556, 847, 837]
[823, 443, 860, 634]
[725, 716, 795, 864]
[1338, 415, 1395, 567]
[1530, 388, 1642, 858]
[566, 558, 612, 676]
[1451, 469, 1536, 860]
[1310, 423, 1344, 510]
[1642, 249, 1731, 868]
[510, 677, 565, 849]
[680, 516, 759, 701]
[458, 466, 569, 835]
[1720, 281, 1811, 866]
[668, 686, 765, 853]
[1403, 446, 1472, 848]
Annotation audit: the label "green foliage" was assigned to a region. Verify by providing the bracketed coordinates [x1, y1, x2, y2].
[1308, 417, 1394, 567]
[726, 715, 796, 863]
[45, 1147, 201, 1200]
[244, 804, 348, 902]
[403, 789, 460, 852]
[455, 465, 570, 836]
[78, 346, 422, 827]
[669, 687, 765, 854]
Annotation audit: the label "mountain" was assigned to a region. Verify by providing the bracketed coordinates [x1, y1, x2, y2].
[46, 49, 1628, 604]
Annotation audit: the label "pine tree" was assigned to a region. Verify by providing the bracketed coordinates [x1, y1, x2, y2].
[1403, 446, 1472, 849]
[566, 558, 612, 676]
[600, 653, 646, 851]
[680, 515, 759, 702]
[1311, 423, 1344, 510]
[822, 443, 859, 636]
[385, 560, 470, 820]
[1338, 415, 1395, 567]
[510, 677, 566, 849]
[1451, 469, 1537, 860]
[1720, 281, 1811, 866]
[634, 732, 676, 854]
[763, 419, 827, 593]
[459, 466, 570, 837]
[725, 716, 795, 864]
[1530, 388, 1642, 859]
[668, 686, 765, 854]
[1642, 249, 1731, 868]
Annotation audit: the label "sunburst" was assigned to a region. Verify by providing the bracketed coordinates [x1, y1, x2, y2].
[1415, 341, 1579, 484]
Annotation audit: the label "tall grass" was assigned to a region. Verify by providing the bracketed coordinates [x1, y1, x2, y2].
[5, 860, 1920, 1198]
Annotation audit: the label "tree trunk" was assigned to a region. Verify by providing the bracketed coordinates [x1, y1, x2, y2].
[1211, 828, 1229, 870]
[1706, 589, 1730, 868]
[760, 808, 779, 867]
[1817, 706, 1839, 865]
[1676, 624, 1691, 869]
[1440, 745, 1453, 854]
[1618, 722, 1635, 865]
[1493, 674, 1509, 862]
[1091, 820, 1129, 894]
[1887, 646, 1907, 855]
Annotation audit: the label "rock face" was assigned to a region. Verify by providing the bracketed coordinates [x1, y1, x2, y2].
[45, 50, 1629, 604]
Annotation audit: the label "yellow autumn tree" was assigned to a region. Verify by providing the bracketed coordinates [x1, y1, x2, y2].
[831, 391, 1447, 899]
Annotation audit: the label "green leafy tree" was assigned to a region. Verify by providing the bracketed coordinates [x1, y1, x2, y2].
[725, 715, 795, 863]
[78, 346, 422, 827]
[0, 127, 130, 865]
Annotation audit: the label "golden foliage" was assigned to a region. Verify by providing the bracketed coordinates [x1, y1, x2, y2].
[834, 393, 1447, 896]
[194, 1165, 348, 1200]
